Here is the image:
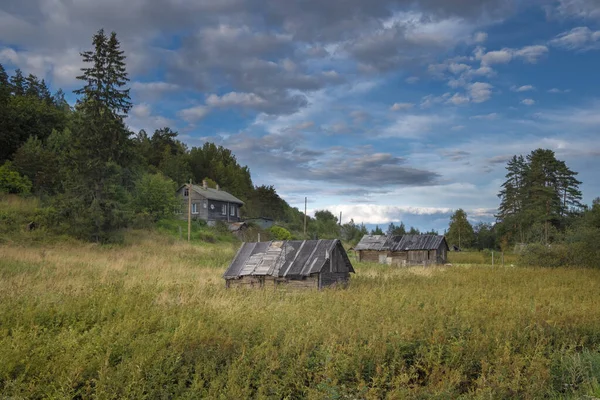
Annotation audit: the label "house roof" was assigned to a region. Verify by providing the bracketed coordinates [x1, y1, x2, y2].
[223, 239, 354, 279]
[354, 234, 448, 251]
[180, 184, 244, 205]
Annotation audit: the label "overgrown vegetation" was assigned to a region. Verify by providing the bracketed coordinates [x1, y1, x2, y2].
[1, 238, 599, 398]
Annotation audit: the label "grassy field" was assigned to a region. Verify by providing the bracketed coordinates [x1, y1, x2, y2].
[1, 232, 600, 399]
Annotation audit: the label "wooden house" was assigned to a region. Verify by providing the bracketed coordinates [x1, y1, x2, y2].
[355, 234, 449, 266]
[176, 181, 244, 225]
[223, 239, 354, 289]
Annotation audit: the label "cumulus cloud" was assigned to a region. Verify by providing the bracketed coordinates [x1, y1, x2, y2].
[475, 44, 548, 66]
[447, 93, 470, 105]
[390, 102, 414, 111]
[473, 31, 488, 43]
[468, 82, 493, 103]
[178, 105, 210, 122]
[521, 98, 536, 105]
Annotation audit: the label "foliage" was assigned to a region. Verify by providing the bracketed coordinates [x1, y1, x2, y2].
[371, 225, 383, 235]
[446, 209, 474, 249]
[0, 162, 32, 194]
[496, 149, 583, 245]
[1, 239, 600, 398]
[341, 219, 368, 245]
[269, 225, 292, 240]
[132, 173, 178, 221]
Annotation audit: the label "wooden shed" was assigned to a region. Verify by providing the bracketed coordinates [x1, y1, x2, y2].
[355, 234, 449, 266]
[223, 239, 354, 289]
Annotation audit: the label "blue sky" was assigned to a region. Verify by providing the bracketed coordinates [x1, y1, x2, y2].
[1, 0, 599, 232]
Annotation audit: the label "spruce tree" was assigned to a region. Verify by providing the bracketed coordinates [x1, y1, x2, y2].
[10, 69, 26, 96]
[65, 29, 134, 242]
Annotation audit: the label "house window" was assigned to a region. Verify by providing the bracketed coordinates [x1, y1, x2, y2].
[203, 200, 207, 208]
[236, 207, 240, 217]
[192, 203, 198, 214]
[184, 188, 189, 197]
[221, 204, 226, 215]
[230, 205, 236, 216]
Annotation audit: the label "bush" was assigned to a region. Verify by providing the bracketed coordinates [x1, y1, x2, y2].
[519, 243, 570, 267]
[0, 162, 32, 195]
[270, 225, 292, 240]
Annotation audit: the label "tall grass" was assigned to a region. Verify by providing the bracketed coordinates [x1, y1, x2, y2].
[448, 250, 520, 265]
[1, 233, 599, 398]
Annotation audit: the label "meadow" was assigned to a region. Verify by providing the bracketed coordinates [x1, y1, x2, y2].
[1, 231, 600, 399]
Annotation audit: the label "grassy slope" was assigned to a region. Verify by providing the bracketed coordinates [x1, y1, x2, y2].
[1, 232, 600, 399]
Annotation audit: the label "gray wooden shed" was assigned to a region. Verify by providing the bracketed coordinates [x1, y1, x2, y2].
[223, 239, 354, 289]
[355, 234, 449, 266]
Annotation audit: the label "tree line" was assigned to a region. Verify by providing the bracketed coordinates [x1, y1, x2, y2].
[0, 29, 305, 242]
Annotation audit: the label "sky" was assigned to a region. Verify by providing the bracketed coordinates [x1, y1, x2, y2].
[1, 0, 599, 233]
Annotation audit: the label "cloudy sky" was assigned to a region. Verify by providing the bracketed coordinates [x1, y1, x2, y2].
[1, 0, 599, 232]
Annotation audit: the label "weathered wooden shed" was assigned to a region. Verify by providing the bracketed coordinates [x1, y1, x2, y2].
[223, 239, 354, 289]
[355, 234, 449, 266]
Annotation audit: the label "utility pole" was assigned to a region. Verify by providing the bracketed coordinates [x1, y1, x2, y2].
[187, 179, 192, 242]
[304, 196, 307, 237]
[339, 211, 342, 226]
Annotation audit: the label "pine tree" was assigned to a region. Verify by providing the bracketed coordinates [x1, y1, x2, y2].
[25, 74, 41, 97]
[10, 69, 26, 96]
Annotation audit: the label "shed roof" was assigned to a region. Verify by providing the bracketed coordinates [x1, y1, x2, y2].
[223, 239, 354, 279]
[179, 184, 244, 204]
[355, 234, 448, 251]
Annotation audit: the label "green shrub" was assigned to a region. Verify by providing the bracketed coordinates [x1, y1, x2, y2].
[270, 225, 292, 240]
[0, 162, 32, 195]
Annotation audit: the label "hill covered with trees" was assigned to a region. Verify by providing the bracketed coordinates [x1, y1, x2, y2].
[0, 29, 309, 242]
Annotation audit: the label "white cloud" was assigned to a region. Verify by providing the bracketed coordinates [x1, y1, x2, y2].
[127, 103, 173, 132]
[448, 63, 471, 74]
[206, 92, 267, 108]
[468, 82, 493, 103]
[521, 98, 536, 105]
[476, 45, 548, 66]
[390, 102, 414, 111]
[406, 76, 419, 84]
[447, 93, 470, 105]
[131, 81, 179, 93]
[470, 113, 499, 120]
[325, 204, 452, 224]
[480, 48, 513, 65]
[451, 125, 465, 131]
[514, 45, 548, 63]
[548, 88, 571, 93]
[550, 26, 600, 51]
[380, 114, 446, 138]
[512, 85, 535, 92]
[473, 31, 488, 43]
[178, 105, 209, 122]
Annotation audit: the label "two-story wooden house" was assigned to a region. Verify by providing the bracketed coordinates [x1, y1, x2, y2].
[176, 181, 244, 225]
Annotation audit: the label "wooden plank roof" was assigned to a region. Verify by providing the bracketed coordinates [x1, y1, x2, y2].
[223, 239, 354, 279]
[354, 234, 448, 251]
